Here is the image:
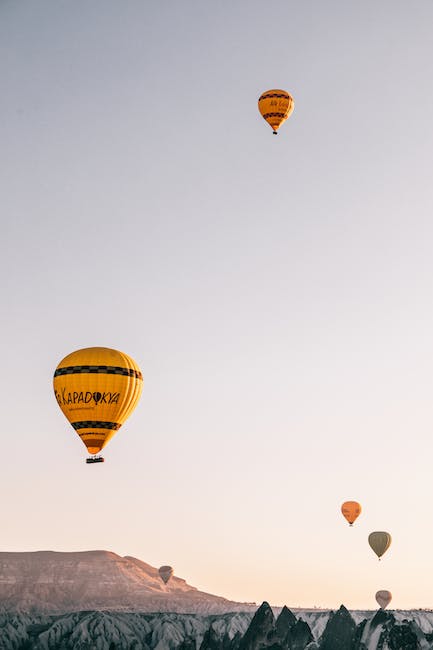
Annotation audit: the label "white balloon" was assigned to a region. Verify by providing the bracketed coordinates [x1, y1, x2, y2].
[376, 590, 392, 609]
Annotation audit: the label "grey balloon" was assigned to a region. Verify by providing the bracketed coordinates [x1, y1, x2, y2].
[159, 565, 173, 584]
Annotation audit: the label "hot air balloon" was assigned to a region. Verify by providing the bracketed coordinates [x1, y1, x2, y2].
[159, 565, 173, 584]
[53, 347, 143, 463]
[376, 590, 392, 609]
[341, 501, 362, 526]
[258, 89, 294, 135]
[368, 531, 392, 560]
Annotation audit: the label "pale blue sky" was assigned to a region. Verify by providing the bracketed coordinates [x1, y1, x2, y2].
[2, 0, 433, 609]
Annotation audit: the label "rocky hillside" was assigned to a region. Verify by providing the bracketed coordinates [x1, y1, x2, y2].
[0, 551, 255, 614]
[1, 552, 433, 648]
[1, 603, 433, 649]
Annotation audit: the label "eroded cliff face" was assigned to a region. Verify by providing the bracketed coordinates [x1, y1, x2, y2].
[1, 606, 433, 650]
[0, 551, 254, 614]
[0, 611, 251, 650]
[1, 552, 433, 649]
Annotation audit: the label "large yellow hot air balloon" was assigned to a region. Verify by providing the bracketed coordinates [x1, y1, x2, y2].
[258, 89, 294, 135]
[368, 531, 392, 560]
[341, 501, 362, 526]
[53, 347, 143, 463]
[375, 590, 392, 609]
[159, 565, 173, 584]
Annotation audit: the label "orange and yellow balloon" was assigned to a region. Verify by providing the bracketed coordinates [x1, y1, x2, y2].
[341, 501, 362, 526]
[53, 347, 143, 459]
[258, 89, 294, 134]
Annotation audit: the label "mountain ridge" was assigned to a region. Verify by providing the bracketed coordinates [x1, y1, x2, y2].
[0, 550, 256, 614]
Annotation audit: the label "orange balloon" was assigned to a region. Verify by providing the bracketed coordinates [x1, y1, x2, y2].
[341, 501, 362, 526]
[258, 89, 294, 134]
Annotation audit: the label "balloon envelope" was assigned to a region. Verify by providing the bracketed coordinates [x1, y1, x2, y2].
[376, 590, 392, 609]
[368, 531, 392, 559]
[258, 89, 294, 133]
[53, 347, 143, 456]
[159, 565, 173, 584]
[341, 501, 362, 525]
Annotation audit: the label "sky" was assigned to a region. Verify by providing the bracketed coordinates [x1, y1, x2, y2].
[2, 0, 433, 611]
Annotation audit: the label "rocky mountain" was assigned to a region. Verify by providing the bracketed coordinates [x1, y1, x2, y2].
[1, 603, 433, 649]
[1, 552, 433, 648]
[0, 551, 256, 615]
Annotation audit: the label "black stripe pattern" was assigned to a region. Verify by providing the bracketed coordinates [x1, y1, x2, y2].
[259, 93, 290, 100]
[262, 112, 288, 119]
[72, 421, 121, 431]
[54, 365, 143, 380]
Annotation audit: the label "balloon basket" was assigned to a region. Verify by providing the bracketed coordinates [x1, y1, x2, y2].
[86, 456, 105, 464]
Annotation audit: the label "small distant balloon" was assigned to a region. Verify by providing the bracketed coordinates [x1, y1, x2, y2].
[368, 532, 392, 560]
[341, 501, 362, 526]
[159, 565, 173, 584]
[258, 89, 294, 134]
[376, 590, 392, 609]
